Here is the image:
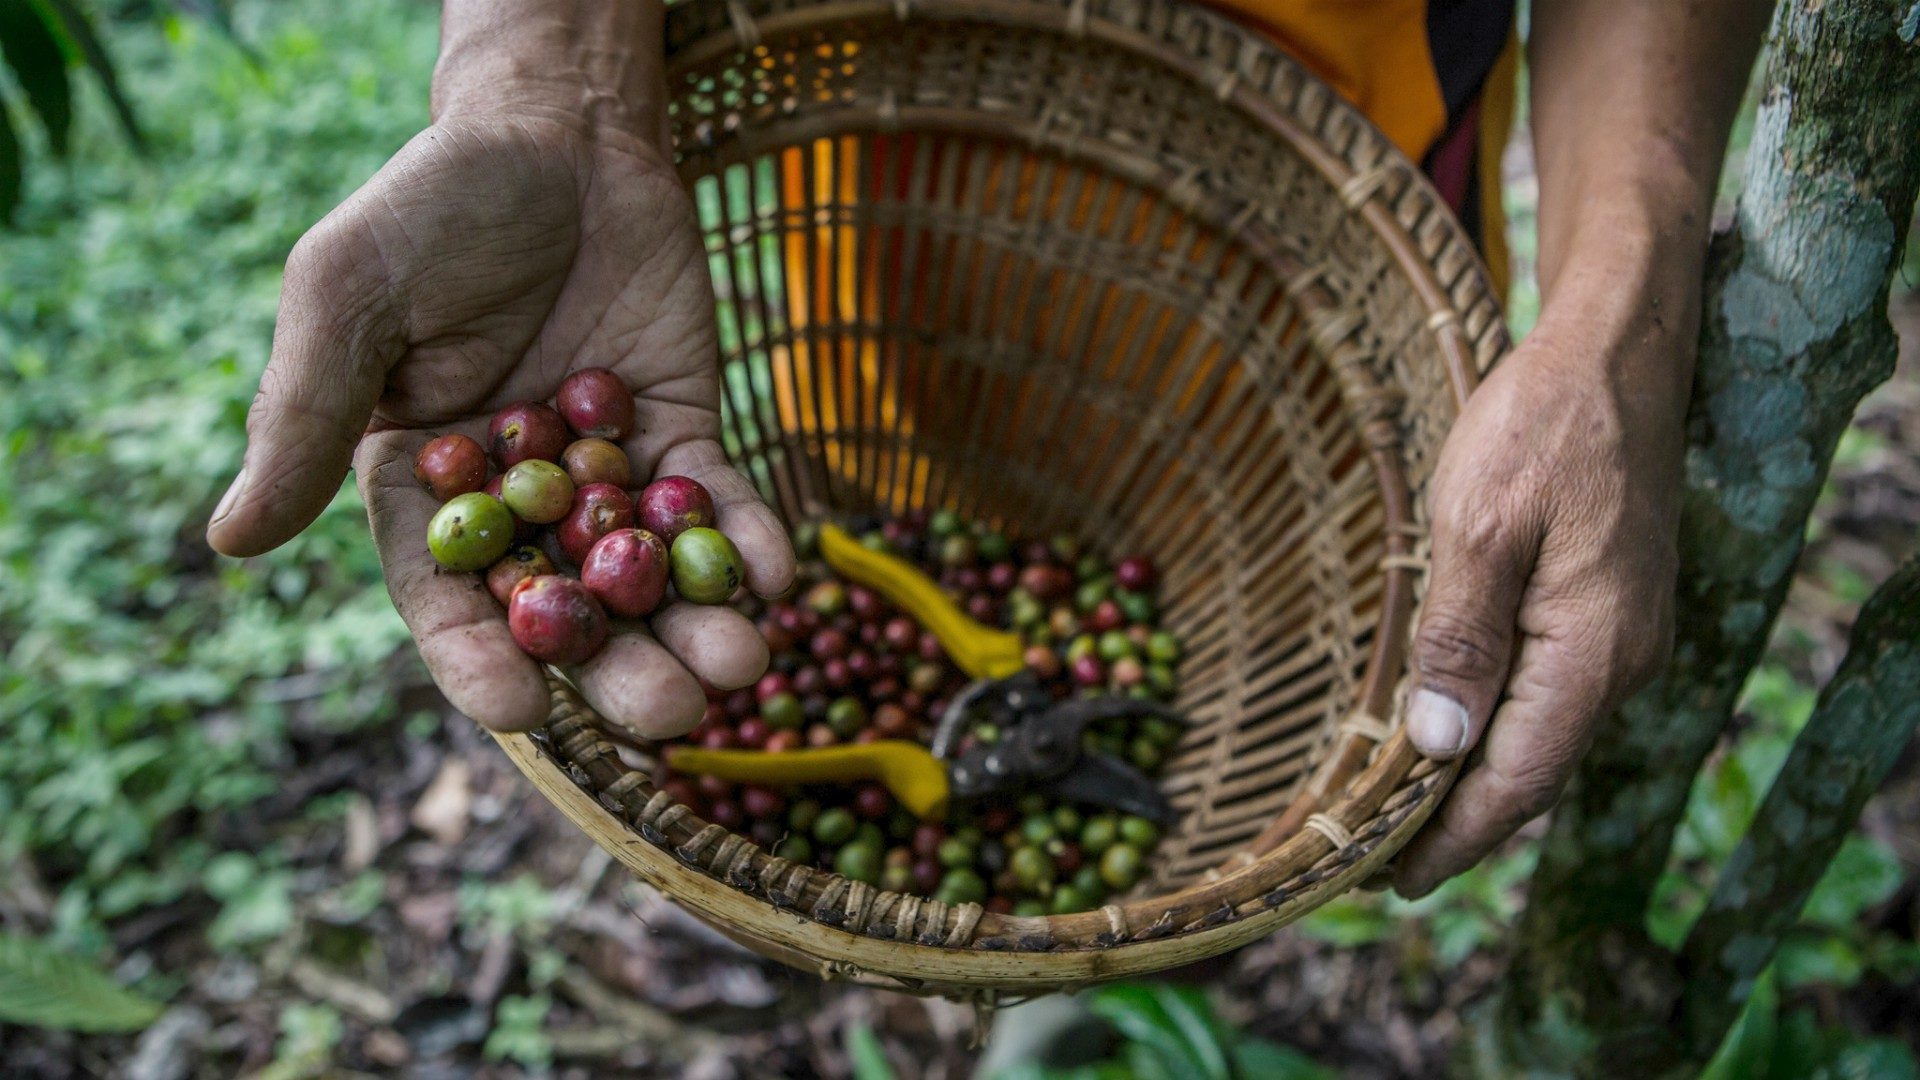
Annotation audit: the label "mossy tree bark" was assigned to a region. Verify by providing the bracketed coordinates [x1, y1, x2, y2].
[1478, 0, 1920, 1074]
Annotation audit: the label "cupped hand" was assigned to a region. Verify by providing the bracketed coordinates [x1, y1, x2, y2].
[1392, 315, 1686, 897]
[207, 111, 793, 735]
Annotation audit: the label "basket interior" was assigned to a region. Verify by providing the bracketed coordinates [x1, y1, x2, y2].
[659, 6, 1500, 893]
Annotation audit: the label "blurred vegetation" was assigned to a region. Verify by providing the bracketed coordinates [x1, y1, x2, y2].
[0, 0, 1913, 1073]
[0, 0, 430, 958]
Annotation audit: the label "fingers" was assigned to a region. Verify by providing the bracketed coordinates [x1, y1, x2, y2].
[1393, 633, 1611, 898]
[208, 211, 402, 557]
[651, 602, 769, 691]
[1403, 506, 1534, 762]
[358, 432, 551, 731]
[573, 627, 706, 740]
[656, 439, 796, 598]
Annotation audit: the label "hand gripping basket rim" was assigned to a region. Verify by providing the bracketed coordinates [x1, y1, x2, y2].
[489, 0, 1508, 999]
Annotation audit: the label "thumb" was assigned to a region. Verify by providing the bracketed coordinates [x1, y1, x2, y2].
[208, 215, 401, 557]
[1405, 515, 1532, 761]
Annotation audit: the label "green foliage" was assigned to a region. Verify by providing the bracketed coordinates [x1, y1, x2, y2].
[0, 931, 165, 1032]
[257, 1001, 342, 1080]
[1300, 843, 1536, 967]
[845, 1021, 897, 1080]
[0, 0, 155, 220]
[985, 983, 1329, 1080]
[483, 993, 554, 1071]
[1705, 970, 1920, 1080]
[0, 0, 436, 952]
[1645, 661, 1913, 1004]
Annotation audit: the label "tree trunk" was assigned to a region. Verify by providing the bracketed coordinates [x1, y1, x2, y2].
[1478, 0, 1920, 1073]
[1677, 557, 1920, 1058]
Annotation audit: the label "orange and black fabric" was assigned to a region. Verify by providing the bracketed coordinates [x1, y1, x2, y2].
[1197, 0, 1517, 293]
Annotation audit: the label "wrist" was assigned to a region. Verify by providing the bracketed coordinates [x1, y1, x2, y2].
[432, 0, 667, 142]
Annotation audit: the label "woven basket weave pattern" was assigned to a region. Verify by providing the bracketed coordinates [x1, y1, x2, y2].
[493, 0, 1507, 997]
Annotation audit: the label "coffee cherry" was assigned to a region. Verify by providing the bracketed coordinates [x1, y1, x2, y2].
[637, 476, 717, 542]
[556, 368, 636, 440]
[755, 672, 792, 702]
[1099, 843, 1144, 891]
[670, 527, 744, 604]
[872, 703, 914, 739]
[1070, 654, 1106, 687]
[428, 493, 515, 572]
[562, 438, 632, 487]
[853, 784, 893, 820]
[558, 483, 636, 564]
[847, 585, 883, 620]
[729, 714, 768, 749]
[761, 691, 804, 731]
[707, 799, 743, 830]
[506, 575, 609, 664]
[486, 545, 557, 606]
[1115, 556, 1157, 592]
[414, 434, 488, 500]
[810, 627, 851, 660]
[759, 616, 796, 655]
[487, 402, 568, 468]
[500, 459, 574, 524]
[579, 528, 669, 618]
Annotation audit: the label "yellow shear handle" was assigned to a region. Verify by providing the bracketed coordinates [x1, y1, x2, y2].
[666, 741, 952, 820]
[819, 523, 1024, 680]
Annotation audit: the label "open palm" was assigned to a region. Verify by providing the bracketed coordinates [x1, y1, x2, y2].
[208, 114, 793, 734]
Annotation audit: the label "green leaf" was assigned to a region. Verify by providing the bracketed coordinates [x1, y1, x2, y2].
[846, 1021, 899, 1080]
[27, 0, 144, 151]
[1148, 984, 1232, 1080]
[1229, 1037, 1334, 1080]
[1801, 836, 1904, 928]
[1810, 1038, 1920, 1080]
[1086, 983, 1229, 1080]
[1701, 966, 1777, 1080]
[0, 1, 72, 153]
[1775, 933, 1865, 990]
[0, 92, 19, 221]
[0, 932, 165, 1032]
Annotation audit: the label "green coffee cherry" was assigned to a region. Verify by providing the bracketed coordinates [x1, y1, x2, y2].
[428, 493, 515, 572]
[813, 807, 857, 845]
[1119, 816, 1161, 848]
[1100, 843, 1144, 891]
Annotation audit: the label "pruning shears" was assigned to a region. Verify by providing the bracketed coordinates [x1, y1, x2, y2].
[667, 670, 1177, 822]
[664, 522, 1180, 822]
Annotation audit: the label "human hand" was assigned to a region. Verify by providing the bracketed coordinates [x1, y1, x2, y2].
[1392, 304, 1688, 897]
[206, 25, 792, 735]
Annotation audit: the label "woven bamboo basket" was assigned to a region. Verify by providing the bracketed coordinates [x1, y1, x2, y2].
[491, 0, 1508, 1000]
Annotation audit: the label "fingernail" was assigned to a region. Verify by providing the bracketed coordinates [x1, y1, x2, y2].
[210, 467, 247, 527]
[1406, 688, 1470, 758]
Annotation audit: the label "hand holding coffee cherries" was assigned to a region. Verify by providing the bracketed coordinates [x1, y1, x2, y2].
[205, 110, 793, 735]
[416, 370, 750, 669]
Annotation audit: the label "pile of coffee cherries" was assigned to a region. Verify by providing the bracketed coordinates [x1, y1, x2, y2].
[415, 368, 746, 665]
[662, 511, 1185, 915]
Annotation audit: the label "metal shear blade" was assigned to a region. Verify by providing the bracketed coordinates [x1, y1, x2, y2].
[936, 671, 1181, 824]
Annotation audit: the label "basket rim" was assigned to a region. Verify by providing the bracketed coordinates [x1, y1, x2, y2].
[495, 717, 1454, 992]
[497, 0, 1506, 994]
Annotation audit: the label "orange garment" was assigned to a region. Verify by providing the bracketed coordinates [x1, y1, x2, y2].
[1200, 0, 1449, 162]
[1200, 0, 1517, 294]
